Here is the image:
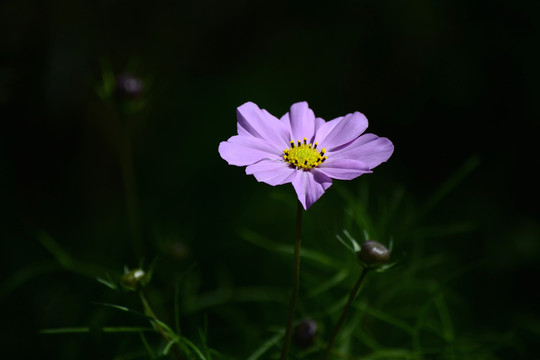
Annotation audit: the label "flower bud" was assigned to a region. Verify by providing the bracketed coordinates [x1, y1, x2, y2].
[115, 73, 143, 100]
[121, 269, 146, 289]
[293, 319, 318, 347]
[358, 240, 390, 265]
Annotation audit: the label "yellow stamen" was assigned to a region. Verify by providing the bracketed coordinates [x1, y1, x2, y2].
[282, 139, 327, 170]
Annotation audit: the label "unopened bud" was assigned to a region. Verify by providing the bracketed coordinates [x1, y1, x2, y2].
[293, 319, 318, 347]
[121, 269, 146, 289]
[115, 73, 143, 100]
[358, 240, 390, 265]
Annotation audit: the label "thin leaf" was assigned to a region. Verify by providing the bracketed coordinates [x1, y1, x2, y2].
[0, 261, 58, 301]
[413, 222, 476, 240]
[93, 302, 150, 321]
[419, 155, 481, 219]
[183, 287, 285, 314]
[412, 261, 481, 349]
[376, 185, 406, 234]
[162, 339, 177, 356]
[180, 337, 207, 360]
[37, 232, 104, 278]
[247, 331, 283, 360]
[434, 294, 454, 342]
[240, 229, 341, 269]
[139, 332, 156, 359]
[353, 327, 382, 351]
[364, 348, 418, 360]
[343, 229, 361, 252]
[373, 260, 399, 273]
[97, 57, 115, 99]
[336, 233, 355, 254]
[307, 271, 349, 298]
[40, 327, 90, 334]
[96, 275, 118, 290]
[175, 263, 197, 335]
[40, 326, 155, 334]
[354, 305, 414, 335]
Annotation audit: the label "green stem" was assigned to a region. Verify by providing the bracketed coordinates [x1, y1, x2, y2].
[280, 202, 303, 360]
[323, 267, 369, 360]
[140, 291, 183, 360]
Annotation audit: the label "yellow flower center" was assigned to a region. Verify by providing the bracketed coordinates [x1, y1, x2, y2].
[283, 138, 327, 170]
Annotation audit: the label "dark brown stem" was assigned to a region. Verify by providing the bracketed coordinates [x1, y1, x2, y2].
[323, 267, 369, 360]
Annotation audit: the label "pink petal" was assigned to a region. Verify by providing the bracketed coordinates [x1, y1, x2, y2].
[314, 112, 368, 150]
[314, 117, 326, 133]
[329, 134, 394, 169]
[280, 112, 293, 139]
[218, 136, 281, 166]
[318, 159, 371, 180]
[246, 160, 296, 186]
[236, 102, 290, 151]
[289, 102, 316, 143]
[312, 116, 342, 147]
[292, 170, 332, 210]
[237, 122, 250, 137]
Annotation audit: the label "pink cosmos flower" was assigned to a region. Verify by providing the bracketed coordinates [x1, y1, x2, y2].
[218, 102, 394, 210]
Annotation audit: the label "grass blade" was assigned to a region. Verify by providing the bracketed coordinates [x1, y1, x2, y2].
[40, 326, 155, 334]
[247, 331, 283, 360]
[240, 229, 341, 269]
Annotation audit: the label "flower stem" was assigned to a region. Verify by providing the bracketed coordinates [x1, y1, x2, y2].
[140, 291, 183, 360]
[323, 267, 369, 360]
[280, 201, 303, 360]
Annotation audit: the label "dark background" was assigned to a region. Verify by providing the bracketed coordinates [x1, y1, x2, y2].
[1, 0, 539, 359]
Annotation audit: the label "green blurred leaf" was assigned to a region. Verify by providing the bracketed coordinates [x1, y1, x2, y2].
[419, 155, 481, 220]
[343, 229, 362, 252]
[307, 270, 349, 298]
[37, 231, 107, 278]
[354, 304, 414, 335]
[139, 332, 156, 359]
[162, 339, 177, 356]
[96, 57, 116, 100]
[336, 231, 356, 255]
[247, 331, 283, 360]
[40, 326, 155, 334]
[364, 348, 418, 360]
[0, 261, 58, 301]
[240, 229, 342, 270]
[183, 286, 286, 314]
[179, 337, 208, 360]
[96, 274, 118, 290]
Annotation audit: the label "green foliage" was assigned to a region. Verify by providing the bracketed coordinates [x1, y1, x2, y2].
[3, 150, 531, 360]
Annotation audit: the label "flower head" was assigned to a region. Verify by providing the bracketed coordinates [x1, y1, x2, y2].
[358, 240, 390, 265]
[293, 319, 318, 347]
[115, 73, 144, 100]
[218, 102, 394, 210]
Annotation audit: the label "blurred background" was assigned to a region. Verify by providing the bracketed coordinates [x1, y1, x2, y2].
[1, 0, 539, 359]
